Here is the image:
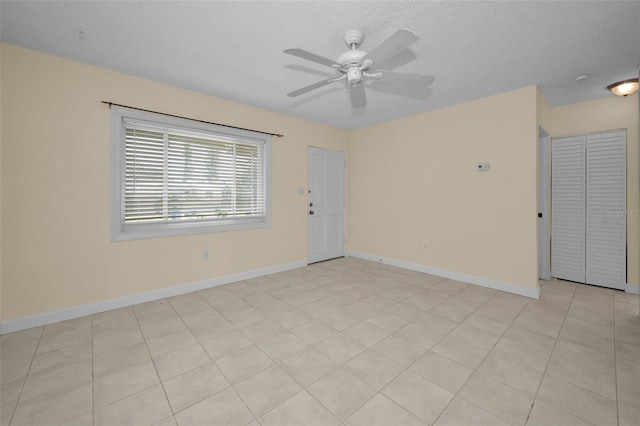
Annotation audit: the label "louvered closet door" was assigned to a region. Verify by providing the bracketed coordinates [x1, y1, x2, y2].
[551, 136, 586, 283]
[586, 131, 626, 289]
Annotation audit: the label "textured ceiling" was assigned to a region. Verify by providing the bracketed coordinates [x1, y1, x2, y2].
[2, 1, 639, 129]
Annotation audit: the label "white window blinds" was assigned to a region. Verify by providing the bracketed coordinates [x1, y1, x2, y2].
[112, 107, 271, 240]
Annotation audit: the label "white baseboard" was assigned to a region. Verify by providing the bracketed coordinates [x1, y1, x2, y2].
[625, 283, 640, 294]
[347, 251, 540, 299]
[0, 260, 307, 335]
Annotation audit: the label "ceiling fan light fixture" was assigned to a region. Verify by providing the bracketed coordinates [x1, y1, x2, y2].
[347, 68, 363, 86]
[284, 28, 431, 107]
[607, 78, 639, 97]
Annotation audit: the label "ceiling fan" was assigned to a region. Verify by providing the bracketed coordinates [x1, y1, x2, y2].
[284, 28, 434, 108]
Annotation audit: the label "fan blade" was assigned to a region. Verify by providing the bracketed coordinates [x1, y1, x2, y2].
[284, 48, 340, 68]
[376, 49, 417, 70]
[287, 79, 336, 97]
[378, 70, 434, 87]
[285, 64, 335, 79]
[369, 70, 434, 99]
[363, 29, 419, 67]
[288, 87, 344, 107]
[349, 83, 367, 108]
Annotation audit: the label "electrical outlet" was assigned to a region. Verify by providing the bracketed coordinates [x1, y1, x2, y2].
[202, 249, 209, 260]
[423, 242, 428, 249]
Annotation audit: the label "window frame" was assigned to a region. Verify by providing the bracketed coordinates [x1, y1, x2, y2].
[111, 106, 271, 241]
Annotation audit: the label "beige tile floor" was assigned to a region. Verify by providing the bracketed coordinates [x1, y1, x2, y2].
[1, 257, 639, 426]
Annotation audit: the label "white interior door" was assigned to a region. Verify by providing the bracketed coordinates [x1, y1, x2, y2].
[586, 130, 626, 289]
[551, 135, 587, 283]
[308, 147, 345, 263]
[551, 130, 627, 290]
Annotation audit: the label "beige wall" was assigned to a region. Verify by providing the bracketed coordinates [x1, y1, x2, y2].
[347, 86, 539, 291]
[0, 44, 348, 321]
[551, 93, 640, 285]
[3, 42, 636, 324]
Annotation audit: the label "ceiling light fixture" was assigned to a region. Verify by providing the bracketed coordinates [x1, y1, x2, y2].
[607, 78, 639, 97]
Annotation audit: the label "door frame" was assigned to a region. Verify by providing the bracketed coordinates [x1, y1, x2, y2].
[538, 126, 551, 280]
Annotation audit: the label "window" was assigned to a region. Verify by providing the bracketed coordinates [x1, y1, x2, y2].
[111, 106, 271, 240]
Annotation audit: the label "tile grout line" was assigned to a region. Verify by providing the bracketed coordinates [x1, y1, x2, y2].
[239, 274, 341, 423]
[155, 298, 239, 424]
[292, 275, 507, 423]
[185, 273, 322, 423]
[6, 325, 44, 426]
[328, 282, 500, 424]
[524, 282, 590, 425]
[537, 283, 623, 426]
[7, 260, 630, 426]
[526, 283, 573, 420]
[428, 288, 531, 426]
[231, 269, 416, 424]
[168, 274, 306, 421]
[246, 268, 378, 423]
[313, 278, 460, 423]
[130, 299, 176, 423]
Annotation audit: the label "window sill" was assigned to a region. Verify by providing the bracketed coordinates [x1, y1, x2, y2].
[111, 218, 271, 241]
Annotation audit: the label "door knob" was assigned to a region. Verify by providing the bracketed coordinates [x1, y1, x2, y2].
[309, 210, 315, 215]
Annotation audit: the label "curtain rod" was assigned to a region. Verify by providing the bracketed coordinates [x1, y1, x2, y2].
[101, 101, 284, 138]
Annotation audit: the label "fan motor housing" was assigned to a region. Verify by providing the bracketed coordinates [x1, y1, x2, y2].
[337, 50, 367, 68]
